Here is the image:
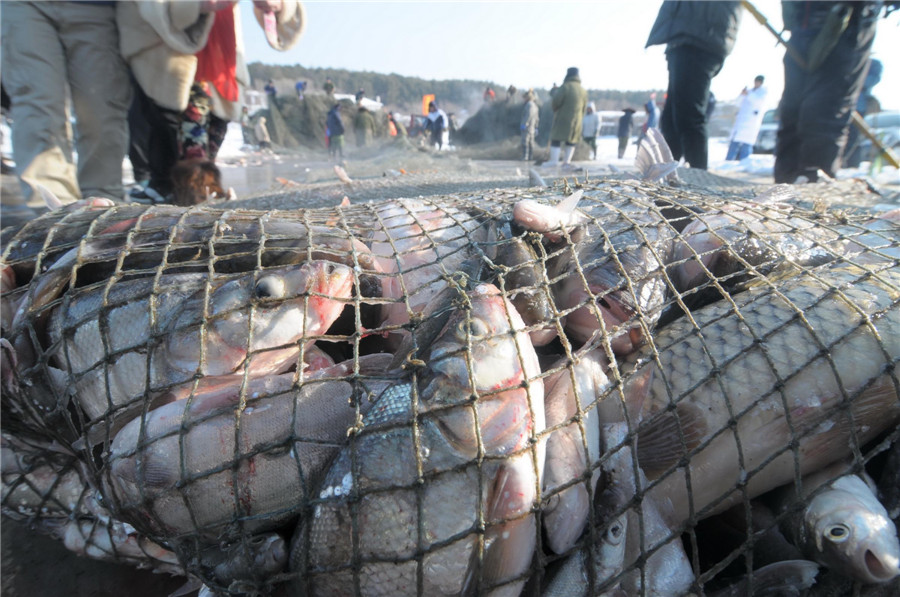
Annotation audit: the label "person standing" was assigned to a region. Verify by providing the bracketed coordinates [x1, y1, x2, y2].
[354, 104, 375, 147]
[582, 102, 601, 160]
[119, 0, 305, 203]
[322, 78, 335, 96]
[255, 116, 272, 150]
[636, 94, 661, 150]
[774, 1, 881, 183]
[726, 75, 768, 161]
[240, 106, 254, 145]
[617, 107, 635, 159]
[426, 101, 448, 150]
[1, 1, 131, 208]
[326, 104, 345, 161]
[547, 67, 588, 170]
[646, 1, 743, 170]
[520, 89, 540, 161]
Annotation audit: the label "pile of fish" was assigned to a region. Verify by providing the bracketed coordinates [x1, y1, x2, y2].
[2, 155, 900, 595]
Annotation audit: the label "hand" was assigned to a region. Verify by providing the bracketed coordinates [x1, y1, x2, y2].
[253, 0, 283, 13]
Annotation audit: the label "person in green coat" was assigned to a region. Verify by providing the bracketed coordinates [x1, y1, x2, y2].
[548, 66, 588, 169]
[354, 104, 376, 147]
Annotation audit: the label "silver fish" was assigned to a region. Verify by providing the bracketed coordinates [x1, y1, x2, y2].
[541, 348, 608, 554]
[105, 357, 391, 540]
[774, 463, 900, 584]
[620, 263, 900, 534]
[292, 283, 545, 596]
[193, 532, 288, 588]
[669, 186, 850, 293]
[48, 261, 353, 427]
[601, 422, 694, 597]
[367, 198, 491, 341]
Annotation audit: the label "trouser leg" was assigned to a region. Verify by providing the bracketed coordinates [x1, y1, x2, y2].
[1, 1, 79, 203]
[665, 45, 721, 170]
[58, 1, 130, 200]
[128, 76, 152, 183]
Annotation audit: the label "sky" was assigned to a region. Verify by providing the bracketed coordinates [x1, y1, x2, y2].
[241, 1, 900, 112]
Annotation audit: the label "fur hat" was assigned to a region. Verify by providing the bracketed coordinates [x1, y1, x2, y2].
[565, 67, 579, 79]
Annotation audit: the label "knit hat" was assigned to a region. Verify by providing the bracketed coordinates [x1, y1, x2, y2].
[566, 67, 579, 78]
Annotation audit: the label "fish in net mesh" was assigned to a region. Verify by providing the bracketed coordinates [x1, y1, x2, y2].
[1, 167, 899, 596]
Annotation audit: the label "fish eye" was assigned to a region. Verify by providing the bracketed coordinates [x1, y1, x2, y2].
[825, 524, 851, 543]
[462, 318, 491, 340]
[255, 276, 286, 299]
[607, 522, 625, 545]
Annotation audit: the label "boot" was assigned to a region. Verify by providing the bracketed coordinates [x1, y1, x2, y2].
[546, 145, 561, 167]
[562, 145, 576, 169]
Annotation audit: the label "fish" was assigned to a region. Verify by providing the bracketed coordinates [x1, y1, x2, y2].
[191, 532, 288, 589]
[668, 186, 851, 294]
[772, 462, 900, 584]
[365, 198, 492, 341]
[492, 220, 558, 345]
[1, 434, 89, 520]
[46, 517, 184, 576]
[636, 128, 680, 183]
[45, 261, 353, 431]
[547, 193, 676, 355]
[600, 422, 694, 597]
[104, 356, 393, 540]
[291, 283, 545, 596]
[541, 348, 609, 554]
[618, 262, 900, 537]
[512, 190, 585, 239]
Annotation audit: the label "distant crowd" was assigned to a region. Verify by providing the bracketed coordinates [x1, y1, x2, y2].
[0, 0, 890, 224]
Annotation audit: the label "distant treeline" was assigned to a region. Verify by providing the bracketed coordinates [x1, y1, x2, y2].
[248, 62, 662, 115]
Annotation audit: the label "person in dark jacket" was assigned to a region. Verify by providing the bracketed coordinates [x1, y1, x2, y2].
[774, 1, 881, 183]
[547, 66, 588, 170]
[617, 107, 635, 159]
[353, 104, 375, 147]
[646, 1, 742, 170]
[326, 103, 345, 161]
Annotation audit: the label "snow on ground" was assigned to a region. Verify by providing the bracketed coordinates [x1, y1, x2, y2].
[591, 134, 899, 188]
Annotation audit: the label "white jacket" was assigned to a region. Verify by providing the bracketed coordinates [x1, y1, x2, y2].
[118, 1, 305, 122]
[729, 86, 768, 145]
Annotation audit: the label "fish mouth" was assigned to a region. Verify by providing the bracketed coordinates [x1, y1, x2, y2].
[863, 549, 900, 583]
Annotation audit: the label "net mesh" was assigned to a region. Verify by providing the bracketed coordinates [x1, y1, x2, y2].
[2, 178, 898, 596]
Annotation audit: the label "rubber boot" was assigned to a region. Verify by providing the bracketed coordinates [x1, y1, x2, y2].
[562, 145, 576, 169]
[547, 145, 561, 167]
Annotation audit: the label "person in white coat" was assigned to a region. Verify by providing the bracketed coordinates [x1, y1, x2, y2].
[726, 75, 768, 161]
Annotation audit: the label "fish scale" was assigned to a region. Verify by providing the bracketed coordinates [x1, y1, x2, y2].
[624, 264, 900, 531]
[1, 177, 899, 596]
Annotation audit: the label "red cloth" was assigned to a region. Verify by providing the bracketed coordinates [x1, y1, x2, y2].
[195, 8, 239, 102]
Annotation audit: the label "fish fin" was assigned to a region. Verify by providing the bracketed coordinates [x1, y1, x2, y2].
[334, 164, 352, 184]
[794, 375, 899, 463]
[636, 129, 679, 183]
[0, 338, 19, 396]
[529, 167, 548, 188]
[556, 189, 584, 216]
[111, 454, 173, 489]
[753, 184, 798, 206]
[34, 183, 64, 210]
[464, 460, 536, 595]
[636, 402, 708, 479]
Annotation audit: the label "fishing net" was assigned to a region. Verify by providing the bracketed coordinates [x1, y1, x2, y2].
[1, 177, 898, 596]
